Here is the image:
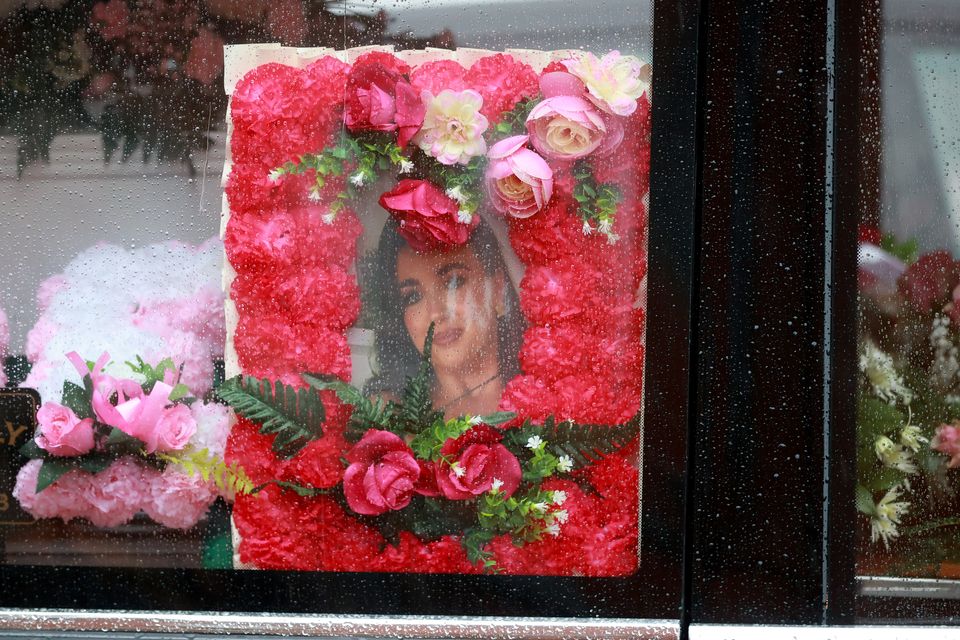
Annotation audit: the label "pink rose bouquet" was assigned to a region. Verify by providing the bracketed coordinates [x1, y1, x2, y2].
[15, 351, 243, 529]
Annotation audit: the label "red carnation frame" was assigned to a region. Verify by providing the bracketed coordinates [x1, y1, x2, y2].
[223, 47, 649, 575]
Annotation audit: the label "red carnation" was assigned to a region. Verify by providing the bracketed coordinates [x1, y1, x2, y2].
[465, 54, 539, 122]
[379, 179, 477, 252]
[898, 250, 960, 314]
[410, 59, 468, 95]
[342, 430, 428, 516]
[435, 424, 521, 500]
[345, 61, 424, 147]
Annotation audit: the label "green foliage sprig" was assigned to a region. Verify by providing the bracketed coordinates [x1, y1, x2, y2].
[155, 448, 257, 496]
[493, 98, 537, 137]
[573, 160, 623, 243]
[216, 376, 326, 458]
[504, 413, 641, 472]
[270, 133, 408, 217]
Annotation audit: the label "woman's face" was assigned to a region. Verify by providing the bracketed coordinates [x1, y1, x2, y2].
[396, 244, 504, 376]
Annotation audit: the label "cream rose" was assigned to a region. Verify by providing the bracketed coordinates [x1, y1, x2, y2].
[562, 50, 650, 117]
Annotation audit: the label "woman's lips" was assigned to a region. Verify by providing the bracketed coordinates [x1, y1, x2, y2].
[432, 327, 463, 347]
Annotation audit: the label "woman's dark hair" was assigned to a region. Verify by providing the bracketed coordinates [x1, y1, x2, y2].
[361, 217, 525, 397]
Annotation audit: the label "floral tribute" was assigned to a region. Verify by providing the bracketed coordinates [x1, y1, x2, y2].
[857, 230, 960, 574]
[13, 352, 249, 529]
[224, 48, 650, 574]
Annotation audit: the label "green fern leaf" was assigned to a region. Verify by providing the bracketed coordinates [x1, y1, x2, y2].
[400, 323, 442, 432]
[504, 412, 641, 470]
[155, 448, 257, 496]
[217, 376, 326, 458]
[302, 373, 396, 439]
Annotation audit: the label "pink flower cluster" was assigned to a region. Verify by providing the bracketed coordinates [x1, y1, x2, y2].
[225, 51, 650, 575]
[14, 458, 218, 529]
[0, 304, 8, 387]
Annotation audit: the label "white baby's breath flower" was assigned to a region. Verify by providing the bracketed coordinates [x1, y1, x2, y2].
[598, 218, 613, 235]
[556, 455, 573, 473]
[870, 485, 910, 548]
[526, 435, 543, 450]
[491, 478, 504, 493]
[553, 509, 569, 524]
[899, 424, 928, 453]
[552, 490, 567, 505]
[532, 501, 548, 514]
[457, 209, 474, 224]
[468, 415, 482, 425]
[267, 168, 284, 183]
[349, 172, 367, 187]
[307, 188, 322, 202]
[859, 339, 912, 405]
[451, 461, 465, 478]
[446, 185, 467, 203]
[398, 159, 415, 174]
[605, 232, 620, 245]
[582, 221, 594, 235]
[322, 212, 336, 225]
[545, 522, 561, 537]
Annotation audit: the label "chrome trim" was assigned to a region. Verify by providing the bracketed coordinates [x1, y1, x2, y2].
[691, 624, 960, 639]
[0, 610, 678, 639]
[857, 575, 960, 599]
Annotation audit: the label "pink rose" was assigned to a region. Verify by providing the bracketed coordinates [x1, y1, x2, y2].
[345, 61, 425, 148]
[485, 135, 554, 219]
[897, 250, 960, 314]
[342, 430, 427, 516]
[153, 404, 198, 452]
[933, 423, 960, 468]
[435, 424, 521, 500]
[526, 95, 608, 161]
[378, 179, 477, 252]
[35, 402, 95, 457]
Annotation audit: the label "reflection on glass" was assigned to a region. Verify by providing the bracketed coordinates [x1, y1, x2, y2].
[856, 1, 960, 581]
[0, 1, 651, 577]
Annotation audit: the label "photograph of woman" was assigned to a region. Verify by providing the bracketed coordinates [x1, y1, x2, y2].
[362, 216, 525, 419]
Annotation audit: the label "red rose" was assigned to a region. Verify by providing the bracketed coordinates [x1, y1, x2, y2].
[378, 179, 478, 252]
[435, 425, 521, 500]
[898, 250, 960, 314]
[345, 61, 425, 147]
[342, 430, 426, 516]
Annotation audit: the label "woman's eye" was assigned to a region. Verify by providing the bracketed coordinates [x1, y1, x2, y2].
[446, 273, 467, 290]
[400, 289, 421, 307]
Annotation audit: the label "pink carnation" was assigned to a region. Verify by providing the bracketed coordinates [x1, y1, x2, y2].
[465, 54, 539, 122]
[13, 460, 91, 522]
[142, 466, 218, 529]
[231, 266, 361, 331]
[410, 60, 468, 95]
[82, 458, 147, 528]
[225, 209, 298, 272]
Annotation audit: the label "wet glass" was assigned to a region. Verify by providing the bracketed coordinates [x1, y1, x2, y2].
[854, 0, 960, 606]
[0, 0, 655, 587]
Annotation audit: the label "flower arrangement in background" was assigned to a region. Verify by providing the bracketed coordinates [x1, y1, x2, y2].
[224, 48, 649, 574]
[23, 238, 225, 404]
[14, 352, 246, 529]
[857, 230, 960, 574]
[0, 0, 450, 175]
[0, 303, 8, 387]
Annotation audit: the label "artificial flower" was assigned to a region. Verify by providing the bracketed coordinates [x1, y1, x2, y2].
[526, 96, 610, 161]
[859, 340, 912, 405]
[378, 179, 478, 252]
[932, 422, 960, 468]
[344, 60, 425, 147]
[562, 50, 649, 116]
[34, 402, 95, 457]
[414, 89, 488, 165]
[435, 425, 521, 500]
[485, 135, 553, 218]
[897, 250, 960, 315]
[871, 485, 910, 548]
[342, 430, 427, 516]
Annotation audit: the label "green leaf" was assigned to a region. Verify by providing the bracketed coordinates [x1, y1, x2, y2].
[858, 396, 906, 441]
[168, 383, 191, 402]
[478, 411, 515, 426]
[302, 373, 396, 438]
[504, 413, 641, 470]
[77, 455, 115, 475]
[855, 485, 876, 515]
[106, 427, 143, 448]
[18, 438, 44, 459]
[35, 460, 74, 493]
[400, 323, 442, 432]
[217, 376, 326, 458]
[61, 380, 92, 420]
